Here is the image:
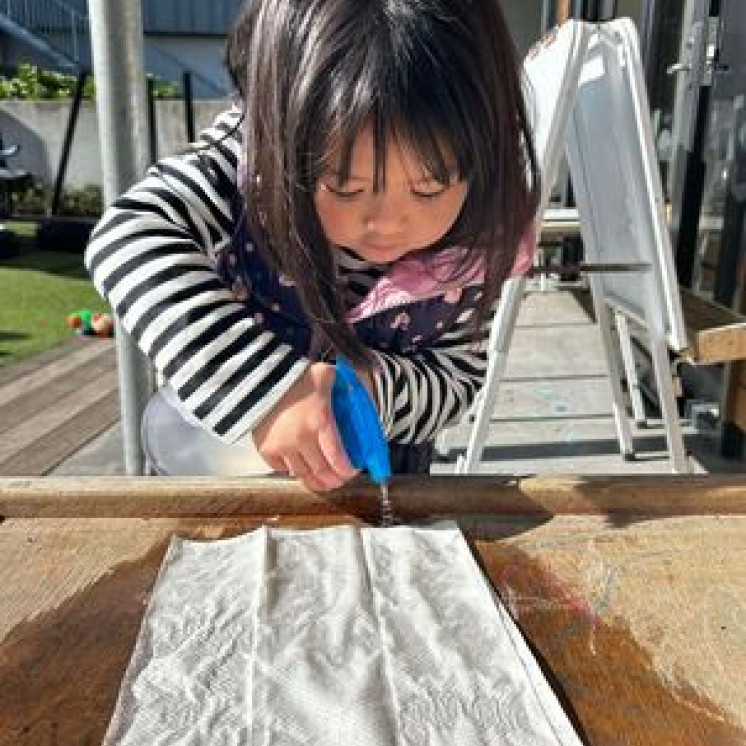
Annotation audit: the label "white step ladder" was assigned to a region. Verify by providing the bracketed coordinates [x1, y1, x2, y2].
[446, 19, 690, 474]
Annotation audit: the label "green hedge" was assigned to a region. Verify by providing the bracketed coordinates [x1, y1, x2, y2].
[0, 62, 179, 100]
[13, 181, 103, 218]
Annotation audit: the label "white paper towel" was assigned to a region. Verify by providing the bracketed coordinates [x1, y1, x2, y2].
[103, 523, 584, 746]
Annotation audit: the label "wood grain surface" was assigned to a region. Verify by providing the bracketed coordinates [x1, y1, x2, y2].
[1, 476, 745, 746]
[0, 339, 119, 476]
[3, 474, 746, 518]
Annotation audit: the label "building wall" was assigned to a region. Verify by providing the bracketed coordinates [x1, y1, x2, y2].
[141, 0, 243, 35]
[0, 36, 50, 69]
[0, 98, 230, 191]
[146, 36, 233, 97]
[55, 0, 244, 35]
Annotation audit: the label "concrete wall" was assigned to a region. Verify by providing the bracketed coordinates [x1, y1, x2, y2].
[0, 98, 231, 190]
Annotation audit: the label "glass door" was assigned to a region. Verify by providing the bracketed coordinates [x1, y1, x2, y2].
[697, 0, 746, 457]
[695, 0, 746, 307]
[640, 0, 717, 287]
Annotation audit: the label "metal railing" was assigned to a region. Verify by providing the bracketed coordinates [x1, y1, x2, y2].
[1, 0, 228, 97]
[2, 0, 88, 64]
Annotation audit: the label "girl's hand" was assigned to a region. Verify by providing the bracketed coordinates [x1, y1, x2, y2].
[252, 362, 360, 491]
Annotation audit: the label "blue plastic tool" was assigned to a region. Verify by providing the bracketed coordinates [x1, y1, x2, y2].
[331, 358, 391, 486]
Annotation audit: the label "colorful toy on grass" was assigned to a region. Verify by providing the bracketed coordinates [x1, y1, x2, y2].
[66, 309, 115, 337]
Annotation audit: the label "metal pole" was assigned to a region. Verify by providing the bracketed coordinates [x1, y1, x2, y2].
[71, 9, 79, 62]
[541, 0, 554, 31]
[87, 0, 155, 475]
[183, 71, 196, 143]
[51, 69, 88, 216]
[147, 76, 158, 164]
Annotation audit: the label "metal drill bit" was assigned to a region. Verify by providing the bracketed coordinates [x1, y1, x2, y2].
[379, 482, 395, 527]
[528, 261, 651, 275]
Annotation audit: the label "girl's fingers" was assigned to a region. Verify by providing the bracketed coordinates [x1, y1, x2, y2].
[298, 442, 347, 491]
[283, 453, 328, 492]
[317, 409, 358, 481]
[262, 454, 287, 475]
[291, 419, 356, 491]
[283, 452, 312, 478]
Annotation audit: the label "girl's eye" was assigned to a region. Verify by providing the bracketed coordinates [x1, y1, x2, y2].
[412, 186, 448, 200]
[323, 183, 364, 200]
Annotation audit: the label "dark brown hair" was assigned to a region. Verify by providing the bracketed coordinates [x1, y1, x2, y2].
[227, 0, 540, 363]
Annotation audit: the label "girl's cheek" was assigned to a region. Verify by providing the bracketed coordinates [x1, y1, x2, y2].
[315, 198, 358, 243]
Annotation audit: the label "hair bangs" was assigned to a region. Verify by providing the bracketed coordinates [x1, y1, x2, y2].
[392, 93, 471, 187]
[310, 12, 482, 194]
[312, 43, 389, 190]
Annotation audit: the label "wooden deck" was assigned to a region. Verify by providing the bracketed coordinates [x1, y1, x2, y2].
[0, 338, 119, 476]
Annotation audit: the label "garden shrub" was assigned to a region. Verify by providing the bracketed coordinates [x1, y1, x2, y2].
[0, 62, 179, 100]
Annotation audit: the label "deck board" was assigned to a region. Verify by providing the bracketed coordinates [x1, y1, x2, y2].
[0, 340, 119, 476]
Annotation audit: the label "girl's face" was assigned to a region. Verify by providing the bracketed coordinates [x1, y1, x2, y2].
[314, 124, 468, 264]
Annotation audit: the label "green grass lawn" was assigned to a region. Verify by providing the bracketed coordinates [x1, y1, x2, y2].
[0, 249, 108, 367]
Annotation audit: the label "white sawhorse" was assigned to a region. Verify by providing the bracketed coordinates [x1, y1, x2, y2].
[443, 19, 690, 475]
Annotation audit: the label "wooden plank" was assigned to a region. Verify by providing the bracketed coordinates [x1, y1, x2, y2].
[0, 337, 98, 388]
[0, 368, 119, 468]
[2, 474, 746, 519]
[0, 338, 115, 408]
[0, 341, 117, 437]
[678, 288, 746, 364]
[0, 389, 120, 476]
[679, 288, 744, 333]
[0, 518, 174, 746]
[475, 515, 746, 745]
[685, 324, 746, 364]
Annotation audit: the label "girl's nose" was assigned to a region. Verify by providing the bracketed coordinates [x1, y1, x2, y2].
[363, 193, 405, 234]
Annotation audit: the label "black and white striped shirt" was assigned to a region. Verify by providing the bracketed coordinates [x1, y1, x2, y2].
[86, 109, 492, 445]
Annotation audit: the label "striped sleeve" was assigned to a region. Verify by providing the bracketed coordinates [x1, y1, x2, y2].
[371, 304, 493, 444]
[85, 109, 309, 443]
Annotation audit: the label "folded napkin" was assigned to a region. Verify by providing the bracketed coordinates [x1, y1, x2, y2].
[104, 523, 582, 746]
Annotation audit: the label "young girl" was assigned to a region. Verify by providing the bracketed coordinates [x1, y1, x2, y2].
[85, 0, 539, 492]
